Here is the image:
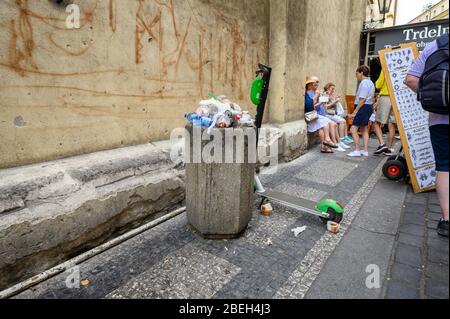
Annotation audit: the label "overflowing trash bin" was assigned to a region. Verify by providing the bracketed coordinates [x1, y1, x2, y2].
[184, 95, 256, 239]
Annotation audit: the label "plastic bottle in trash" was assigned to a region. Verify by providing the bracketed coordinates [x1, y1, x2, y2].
[200, 116, 214, 127]
[216, 114, 232, 128]
[185, 113, 213, 127]
[184, 113, 201, 127]
[185, 113, 200, 122]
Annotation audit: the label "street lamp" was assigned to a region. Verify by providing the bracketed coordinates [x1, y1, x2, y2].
[364, 0, 393, 30]
[378, 0, 393, 23]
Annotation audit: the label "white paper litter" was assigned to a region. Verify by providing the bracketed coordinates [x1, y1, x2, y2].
[291, 226, 307, 237]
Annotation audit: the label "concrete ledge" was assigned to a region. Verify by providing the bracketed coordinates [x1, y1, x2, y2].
[0, 143, 185, 290]
[259, 120, 309, 162]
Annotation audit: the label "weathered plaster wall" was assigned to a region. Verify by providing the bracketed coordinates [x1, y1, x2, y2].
[268, 0, 366, 123]
[0, 0, 270, 169]
[0, 0, 366, 169]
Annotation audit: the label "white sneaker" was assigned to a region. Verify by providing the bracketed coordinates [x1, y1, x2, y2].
[347, 151, 361, 157]
[336, 146, 346, 152]
[339, 142, 351, 149]
[361, 151, 369, 157]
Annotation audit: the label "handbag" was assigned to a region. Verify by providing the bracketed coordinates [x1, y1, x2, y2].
[336, 102, 346, 117]
[305, 110, 319, 123]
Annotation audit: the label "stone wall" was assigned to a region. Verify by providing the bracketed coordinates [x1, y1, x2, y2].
[268, 0, 367, 123]
[0, 0, 270, 169]
[0, 0, 367, 169]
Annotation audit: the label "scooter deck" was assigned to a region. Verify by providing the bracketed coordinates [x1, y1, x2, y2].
[256, 190, 327, 218]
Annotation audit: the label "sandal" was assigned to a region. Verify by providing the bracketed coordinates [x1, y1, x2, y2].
[321, 147, 334, 154]
[323, 141, 338, 149]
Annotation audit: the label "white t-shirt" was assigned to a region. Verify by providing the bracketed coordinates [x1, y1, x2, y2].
[354, 78, 375, 106]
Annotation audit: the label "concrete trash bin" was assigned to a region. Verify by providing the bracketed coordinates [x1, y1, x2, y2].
[185, 124, 256, 239]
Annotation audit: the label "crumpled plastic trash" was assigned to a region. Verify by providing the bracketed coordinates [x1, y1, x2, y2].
[186, 94, 255, 132]
[291, 226, 307, 237]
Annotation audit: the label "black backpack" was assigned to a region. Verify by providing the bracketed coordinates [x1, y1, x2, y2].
[418, 34, 449, 114]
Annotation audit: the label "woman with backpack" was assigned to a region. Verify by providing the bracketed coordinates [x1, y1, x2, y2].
[405, 34, 449, 238]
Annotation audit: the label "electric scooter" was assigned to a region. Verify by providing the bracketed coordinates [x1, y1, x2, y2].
[252, 64, 344, 224]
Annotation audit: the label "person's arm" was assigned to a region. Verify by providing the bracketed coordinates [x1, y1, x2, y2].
[325, 98, 338, 109]
[349, 98, 366, 119]
[405, 75, 420, 93]
[375, 72, 384, 91]
[313, 93, 322, 110]
[349, 81, 370, 118]
[406, 41, 435, 93]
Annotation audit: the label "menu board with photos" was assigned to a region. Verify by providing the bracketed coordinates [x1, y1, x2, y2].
[379, 42, 436, 193]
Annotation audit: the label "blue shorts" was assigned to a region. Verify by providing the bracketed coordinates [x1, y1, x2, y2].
[430, 125, 449, 172]
[353, 104, 373, 127]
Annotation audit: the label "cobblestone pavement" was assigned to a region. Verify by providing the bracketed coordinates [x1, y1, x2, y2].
[383, 189, 449, 299]
[12, 139, 449, 299]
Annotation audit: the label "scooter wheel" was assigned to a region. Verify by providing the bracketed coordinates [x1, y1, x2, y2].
[320, 209, 343, 224]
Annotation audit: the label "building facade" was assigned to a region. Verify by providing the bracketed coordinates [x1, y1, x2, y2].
[409, 0, 449, 24]
[364, 0, 398, 30]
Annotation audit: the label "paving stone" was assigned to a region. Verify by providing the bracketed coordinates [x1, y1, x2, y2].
[425, 278, 450, 299]
[404, 203, 427, 215]
[405, 196, 427, 205]
[427, 237, 449, 253]
[242, 211, 299, 249]
[399, 223, 425, 237]
[427, 247, 449, 265]
[402, 212, 426, 227]
[427, 228, 442, 240]
[429, 204, 442, 214]
[395, 243, 423, 268]
[425, 261, 450, 282]
[398, 233, 423, 248]
[428, 194, 440, 205]
[428, 213, 443, 222]
[389, 262, 423, 288]
[274, 183, 327, 202]
[296, 158, 358, 187]
[106, 244, 241, 299]
[385, 281, 421, 299]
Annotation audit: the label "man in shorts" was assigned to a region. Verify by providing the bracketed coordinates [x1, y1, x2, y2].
[373, 71, 397, 156]
[405, 34, 449, 238]
[347, 65, 375, 158]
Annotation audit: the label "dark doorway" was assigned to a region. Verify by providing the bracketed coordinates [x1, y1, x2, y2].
[369, 57, 382, 84]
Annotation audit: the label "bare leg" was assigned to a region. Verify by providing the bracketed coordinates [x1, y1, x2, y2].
[323, 125, 331, 142]
[361, 126, 369, 152]
[334, 124, 341, 144]
[339, 122, 346, 138]
[350, 126, 360, 152]
[329, 122, 339, 144]
[388, 122, 396, 149]
[323, 124, 336, 146]
[374, 121, 385, 146]
[437, 172, 449, 221]
[319, 128, 325, 143]
[319, 129, 332, 152]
